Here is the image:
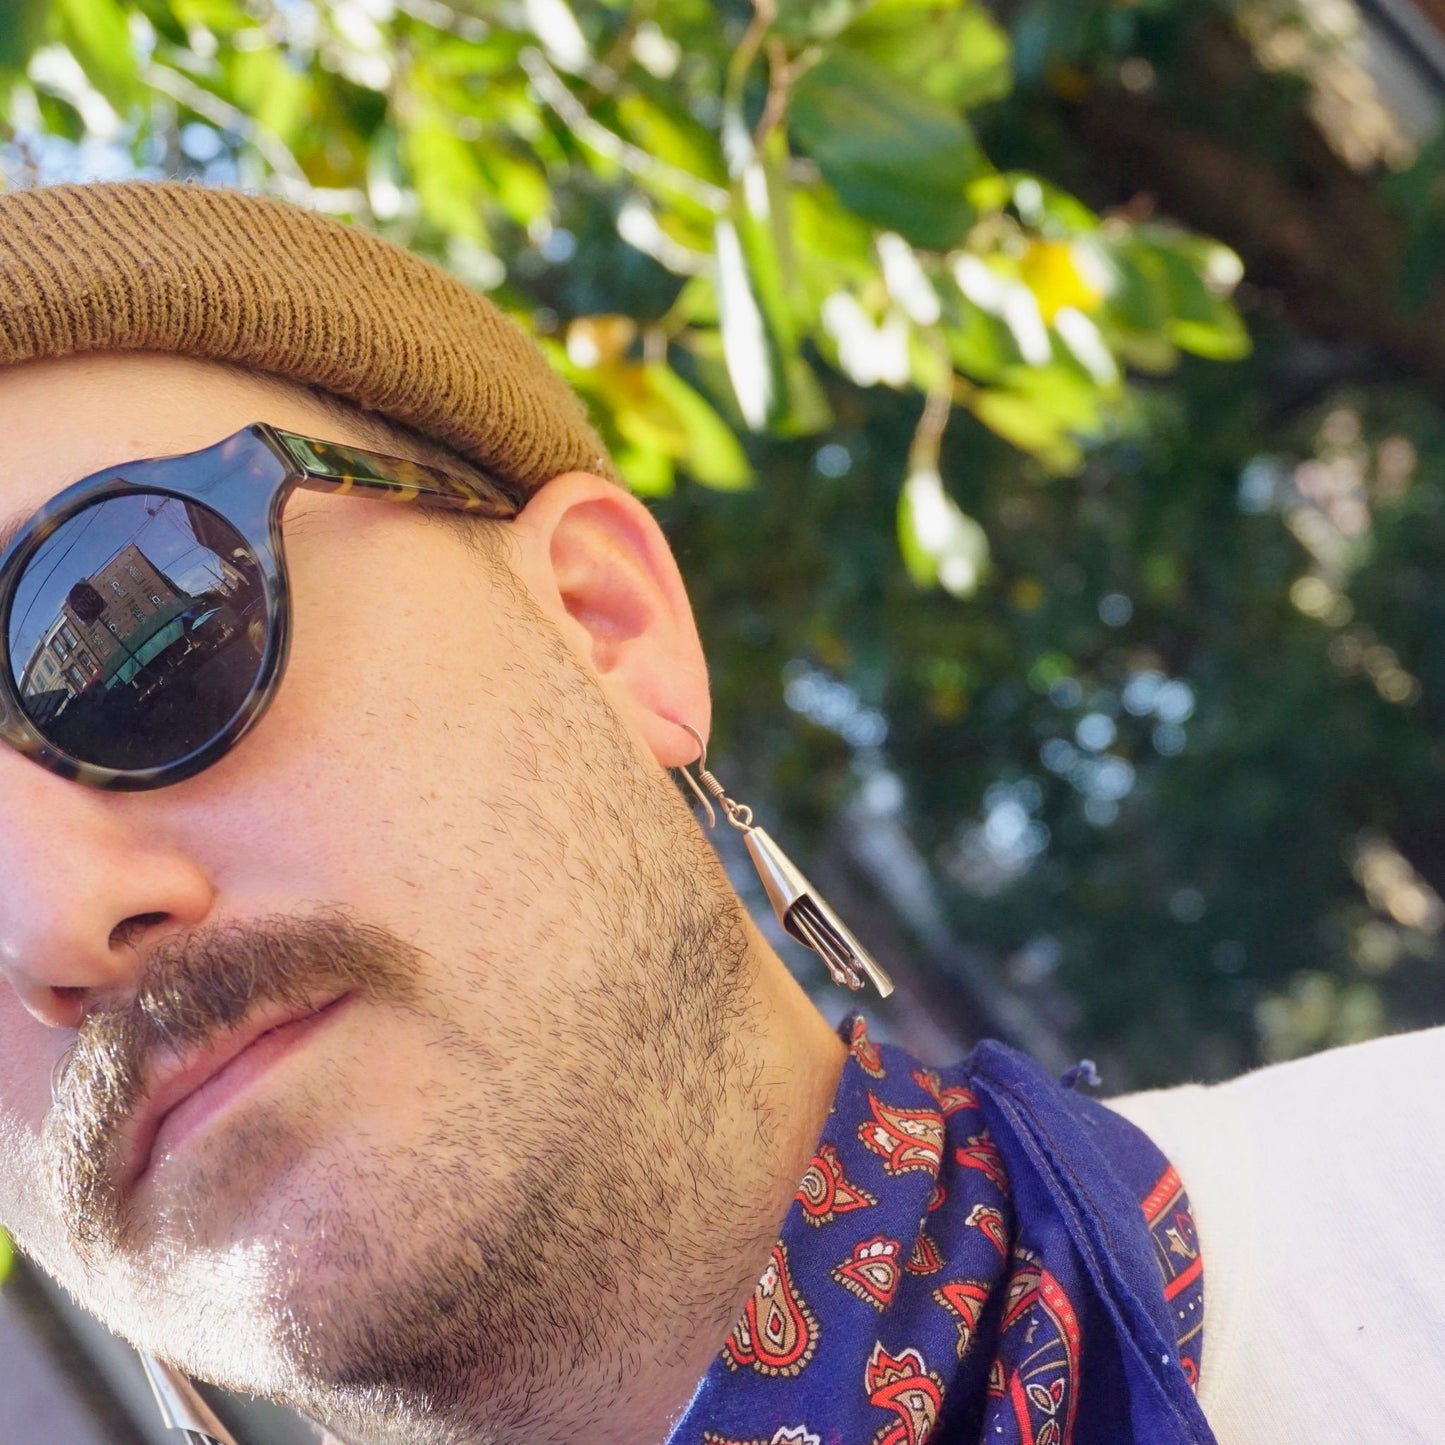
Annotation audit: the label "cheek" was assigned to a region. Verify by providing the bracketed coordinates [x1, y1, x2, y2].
[0, 993, 64, 1227]
[167, 516, 539, 919]
[0, 991, 63, 1126]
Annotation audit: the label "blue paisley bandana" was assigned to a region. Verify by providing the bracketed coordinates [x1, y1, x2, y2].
[667, 1017, 1215, 1445]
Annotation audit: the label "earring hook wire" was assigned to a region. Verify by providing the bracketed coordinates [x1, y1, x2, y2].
[676, 722, 717, 828]
[676, 722, 753, 832]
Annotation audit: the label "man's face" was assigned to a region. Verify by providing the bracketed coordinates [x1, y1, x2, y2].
[0, 353, 750, 1441]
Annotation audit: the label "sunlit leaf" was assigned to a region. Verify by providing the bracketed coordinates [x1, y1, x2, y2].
[715, 214, 781, 430]
[229, 46, 312, 149]
[944, 296, 1019, 382]
[168, 0, 250, 27]
[899, 465, 990, 596]
[646, 364, 752, 489]
[401, 97, 489, 242]
[615, 84, 728, 188]
[53, 0, 139, 108]
[480, 147, 551, 227]
[843, 0, 1014, 110]
[969, 386, 1085, 472]
[1170, 303, 1252, 361]
[773, 0, 876, 42]
[522, 0, 590, 74]
[790, 47, 985, 250]
[714, 162, 830, 435]
[615, 440, 675, 496]
[0, 1228, 12, 1286]
[0, 0, 48, 81]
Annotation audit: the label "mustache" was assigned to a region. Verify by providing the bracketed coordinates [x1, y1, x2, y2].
[44, 910, 420, 1260]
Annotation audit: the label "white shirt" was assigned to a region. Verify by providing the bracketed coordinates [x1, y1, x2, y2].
[1108, 1026, 1445, 1442]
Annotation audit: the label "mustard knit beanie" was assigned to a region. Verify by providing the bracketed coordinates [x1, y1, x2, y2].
[0, 180, 613, 494]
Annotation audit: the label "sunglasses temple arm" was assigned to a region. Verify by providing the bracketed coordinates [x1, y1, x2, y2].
[139, 1352, 241, 1445]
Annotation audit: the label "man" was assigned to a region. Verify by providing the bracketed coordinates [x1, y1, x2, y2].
[0, 181, 1431, 1445]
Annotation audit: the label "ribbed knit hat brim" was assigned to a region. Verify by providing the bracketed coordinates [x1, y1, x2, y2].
[0, 181, 612, 493]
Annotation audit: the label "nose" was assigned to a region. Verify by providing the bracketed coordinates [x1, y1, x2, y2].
[0, 754, 215, 1029]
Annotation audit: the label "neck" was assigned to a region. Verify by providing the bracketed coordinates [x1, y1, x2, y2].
[538, 932, 848, 1445]
[316, 928, 847, 1445]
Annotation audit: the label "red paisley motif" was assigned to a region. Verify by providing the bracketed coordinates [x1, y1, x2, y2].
[964, 1202, 1009, 1256]
[954, 1133, 1008, 1190]
[859, 1094, 945, 1177]
[912, 1067, 981, 1117]
[933, 1279, 991, 1360]
[723, 1244, 819, 1378]
[865, 1343, 943, 1445]
[831, 1235, 903, 1312]
[904, 1232, 944, 1276]
[1000, 1266, 1081, 1445]
[848, 1017, 887, 1078]
[796, 1143, 878, 1227]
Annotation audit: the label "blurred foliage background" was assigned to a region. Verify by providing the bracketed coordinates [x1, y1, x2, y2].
[1, 0, 1441, 1087]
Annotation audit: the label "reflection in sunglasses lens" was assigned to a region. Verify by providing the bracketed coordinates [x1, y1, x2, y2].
[6, 493, 266, 771]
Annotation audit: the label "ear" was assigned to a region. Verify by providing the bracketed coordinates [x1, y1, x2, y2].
[505, 473, 710, 768]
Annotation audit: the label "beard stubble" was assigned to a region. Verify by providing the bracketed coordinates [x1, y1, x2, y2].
[40, 602, 763, 1445]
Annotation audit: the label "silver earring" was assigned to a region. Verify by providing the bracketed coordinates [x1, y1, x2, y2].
[678, 724, 893, 999]
[140, 1353, 239, 1444]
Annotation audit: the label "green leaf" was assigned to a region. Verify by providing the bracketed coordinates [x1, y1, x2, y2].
[969, 379, 1087, 472]
[479, 148, 551, 227]
[53, 0, 139, 108]
[169, 0, 252, 27]
[776, 353, 834, 436]
[229, 46, 312, 149]
[713, 168, 831, 436]
[1102, 241, 1172, 332]
[943, 297, 1017, 382]
[1144, 239, 1218, 324]
[0, 1228, 11, 1286]
[1132, 233, 1252, 362]
[898, 465, 990, 596]
[773, 0, 875, 42]
[789, 182, 877, 299]
[615, 84, 728, 188]
[715, 214, 784, 431]
[1170, 303, 1252, 362]
[843, 1, 1014, 110]
[402, 98, 489, 242]
[0, 0, 48, 78]
[646, 364, 752, 489]
[789, 47, 985, 250]
[35, 88, 87, 143]
[614, 441, 676, 497]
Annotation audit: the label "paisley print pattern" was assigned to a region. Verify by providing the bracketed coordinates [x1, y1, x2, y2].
[866, 1343, 944, 1445]
[859, 1095, 945, 1177]
[832, 1235, 904, 1311]
[702, 1430, 820, 1445]
[722, 1244, 818, 1378]
[668, 1017, 1217, 1445]
[932, 1279, 990, 1360]
[796, 1142, 877, 1227]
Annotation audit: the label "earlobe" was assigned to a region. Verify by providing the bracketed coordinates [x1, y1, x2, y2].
[508, 473, 710, 768]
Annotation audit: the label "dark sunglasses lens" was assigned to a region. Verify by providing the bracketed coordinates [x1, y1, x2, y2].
[6, 493, 268, 772]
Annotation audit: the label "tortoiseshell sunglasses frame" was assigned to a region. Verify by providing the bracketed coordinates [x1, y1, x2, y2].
[0, 424, 525, 791]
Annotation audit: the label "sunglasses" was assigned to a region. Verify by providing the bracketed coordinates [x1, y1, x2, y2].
[0, 425, 524, 790]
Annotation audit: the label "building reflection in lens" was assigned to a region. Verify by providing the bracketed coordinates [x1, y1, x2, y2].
[12, 496, 264, 768]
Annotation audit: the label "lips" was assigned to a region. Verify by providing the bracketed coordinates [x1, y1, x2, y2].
[119, 993, 350, 1193]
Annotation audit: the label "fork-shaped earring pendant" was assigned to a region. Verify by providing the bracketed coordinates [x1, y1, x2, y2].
[677, 724, 893, 999]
